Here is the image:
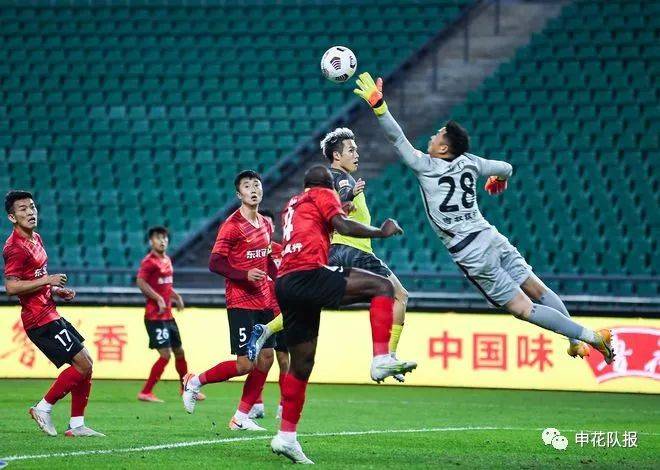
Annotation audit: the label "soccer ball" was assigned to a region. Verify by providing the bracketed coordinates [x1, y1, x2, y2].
[321, 46, 357, 83]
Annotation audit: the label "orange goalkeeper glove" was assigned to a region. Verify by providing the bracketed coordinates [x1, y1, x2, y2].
[484, 176, 507, 195]
[353, 72, 388, 116]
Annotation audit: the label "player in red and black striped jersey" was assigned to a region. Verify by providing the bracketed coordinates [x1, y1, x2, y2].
[181, 171, 276, 432]
[3, 190, 103, 437]
[135, 226, 205, 403]
[248, 209, 289, 421]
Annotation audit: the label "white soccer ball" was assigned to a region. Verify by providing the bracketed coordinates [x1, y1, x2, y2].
[320, 46, 357, 83]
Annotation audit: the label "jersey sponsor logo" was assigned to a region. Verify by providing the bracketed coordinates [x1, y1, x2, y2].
[282, 242, 303, 255]
[34, 265, 48, 278]
[338, 180, 350, 189]
[246, 248, 269, 259]
[157, 276, 173, 285]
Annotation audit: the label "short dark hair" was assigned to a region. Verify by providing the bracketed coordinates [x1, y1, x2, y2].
[304, 164, 333, 189]
[234, 170, 262, 191]
[5, 190, 34, 214]
[444, 120, 470, 157]
[147, 226, 169, 239]
[320, 127, 355, 162]
[258, 208, 275, 221]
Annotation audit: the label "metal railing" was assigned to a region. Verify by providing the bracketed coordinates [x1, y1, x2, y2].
[1, 265, 657, 315]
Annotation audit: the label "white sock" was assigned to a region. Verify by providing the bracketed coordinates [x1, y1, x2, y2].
[36, 398, 53, 413]
[234, 410, 249, 421]
[189, 375, 202, 389]
[70, 416, 84, 428]
[278, 430, 297, 443]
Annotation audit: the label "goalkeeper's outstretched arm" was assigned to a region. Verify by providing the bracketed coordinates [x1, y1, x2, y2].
[353, 72, 431, 174]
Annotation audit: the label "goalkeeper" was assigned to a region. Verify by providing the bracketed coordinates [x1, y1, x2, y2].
[352, 72, 614, 364]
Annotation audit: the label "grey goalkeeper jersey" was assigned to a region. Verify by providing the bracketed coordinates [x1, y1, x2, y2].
[377, 110, 513, 251]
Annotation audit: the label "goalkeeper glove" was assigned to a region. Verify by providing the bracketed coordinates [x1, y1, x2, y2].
[353, 72, 388, 116]
[484, 176, 508, 195]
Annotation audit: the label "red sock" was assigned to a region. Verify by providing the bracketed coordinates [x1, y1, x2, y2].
[370, 296, 394, 356]
[141, 356, 170, 394]
[199, 360, 239, 385]
[280, 373, 308, 432]
[238, 368, 269, 413]
[278, 372, 286, 406]
[255, 391, 264, 405]
[175, 357, 188, 384]
[71, 375, 92, 417]
[44, 366, 84, 405]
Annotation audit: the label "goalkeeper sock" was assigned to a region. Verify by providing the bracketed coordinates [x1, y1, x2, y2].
[389, 324, 403, 354]
[526, 304, 597, 344]
[538, 290, 580, 346]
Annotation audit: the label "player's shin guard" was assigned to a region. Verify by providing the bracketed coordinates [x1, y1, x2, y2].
[370, 296, 394, 356]
[199, 360, 239, 385]
[238, 368, 268, 414]
[538, 290, 580, 346]
[141, 356, 169, 394]
[44, 366, 85, 405]
[527, 304, 597, 344]
[280, 374, 308, 433]
[389, 323, 403, 354]
[175, 357, 188, 383]
[71, 375, 92, 418]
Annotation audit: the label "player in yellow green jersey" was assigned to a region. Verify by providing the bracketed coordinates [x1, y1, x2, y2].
[323, 128, 409, 382]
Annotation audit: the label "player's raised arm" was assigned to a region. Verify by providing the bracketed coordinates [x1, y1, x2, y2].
[332, 215, 403, 239]
[471, 154, 513, 196]
[353, 72, 431, 173]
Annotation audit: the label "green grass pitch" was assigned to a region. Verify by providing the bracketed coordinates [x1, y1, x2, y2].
[0, 379, 658, 468]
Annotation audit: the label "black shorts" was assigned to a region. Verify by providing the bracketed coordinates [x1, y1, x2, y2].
[275, 266, 350, 347]
[274, 330, 288, 353]
[227, 309, 276, 356]
[145, 319, 182, 350]
[26, 318, 85, 368]
[329, 244, 392, 278]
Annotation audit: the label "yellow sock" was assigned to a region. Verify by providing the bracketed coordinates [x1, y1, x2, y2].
[389, 324, 403, 353]
[266, 313, 284, 334]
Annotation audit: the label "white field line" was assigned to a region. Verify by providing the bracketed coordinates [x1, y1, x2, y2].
[3, 425, 658, 462]
[0, 426, 535, 462]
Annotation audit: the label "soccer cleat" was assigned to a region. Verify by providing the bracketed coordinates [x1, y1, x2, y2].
[393, 373, 406, 383]
[137, 392, 164, 403]
[28, 406, 57, 436]
[64, 425, 106, 437]
[567, 341, 590, 359]
[228, 417, 266, 431]
[593, 329, 615, 365]
[182, 373, 200, 414]
[370, 354, 417, 383]
[271, 435, 314, 464]
[247, 324, 269, 362]
[179, 387, 206, 401]
[248, 403, 265, 419]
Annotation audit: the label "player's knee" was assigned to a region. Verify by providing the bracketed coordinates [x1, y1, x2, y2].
[236, 356, 254, 375]
[159, 349, 172, 360]
[277, 353, 290, 372]
[172, 347, 185, 358]
[396, 286, 409, 307]
[258, 348, 274, 369]
[374, 278, 395, 298]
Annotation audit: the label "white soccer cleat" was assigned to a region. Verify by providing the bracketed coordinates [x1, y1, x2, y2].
[182, 373, 200, 414]
[271, 434, 314, 464]
[393, 373, 406, 383]
[248, 403, 265, 419]
[370, 354, 417, 383]
[228, 416, 266, 431]
[64, 425, 106, 437]
[29, 406, 57, 436]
